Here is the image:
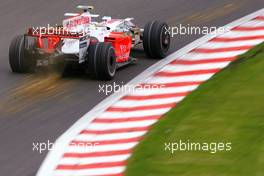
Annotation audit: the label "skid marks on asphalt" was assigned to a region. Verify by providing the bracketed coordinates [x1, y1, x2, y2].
[185, 3, 241, 25]
[0, 72, 73, 114]
[168, 0, 245, 25]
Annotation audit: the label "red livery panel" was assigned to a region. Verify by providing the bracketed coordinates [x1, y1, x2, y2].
[105, 32, 132, 62]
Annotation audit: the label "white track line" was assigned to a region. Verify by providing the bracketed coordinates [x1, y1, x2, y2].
[220, 30, 264, 37]
[240, 20, 264, 27]
[99, 108, 171, 118]
[181, 50, 248, 60]
[75, 131, 147, 141]
[146, 74, 215, 84]
[127, 85, 198, 96]
[111, 96, 184, 107]
[201, 40, 264, 48]
[53, 166, 126, 176]
[65, 142, 139, 153]
[161, 62, 230, 72]
[59, 154, 131, 165]
[86, 120, 158, 130]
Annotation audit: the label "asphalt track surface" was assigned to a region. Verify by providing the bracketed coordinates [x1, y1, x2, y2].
[0, 0, 263, 176]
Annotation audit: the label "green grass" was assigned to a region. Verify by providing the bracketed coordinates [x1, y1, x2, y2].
[125, 43, 264, 176]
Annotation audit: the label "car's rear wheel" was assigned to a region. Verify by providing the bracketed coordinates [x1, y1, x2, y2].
[9, 35, 36, 73]
[87, 42, 116, 80]
[143, 20, 170, 58]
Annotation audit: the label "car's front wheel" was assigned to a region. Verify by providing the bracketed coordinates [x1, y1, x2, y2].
[143, 20, 171, 59]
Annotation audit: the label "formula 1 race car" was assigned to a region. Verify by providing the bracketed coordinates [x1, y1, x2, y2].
[9, 5, 170, 80]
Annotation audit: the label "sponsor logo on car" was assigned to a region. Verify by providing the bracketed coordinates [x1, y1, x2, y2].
[64, 16, 90, 29]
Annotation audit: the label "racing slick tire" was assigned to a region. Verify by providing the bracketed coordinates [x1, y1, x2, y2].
[9, 35, 35, 73]
[143, 20, 170, 59]
[87, 42, 116, 80]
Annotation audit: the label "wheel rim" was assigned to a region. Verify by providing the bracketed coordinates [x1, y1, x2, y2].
[108, 48, 116, 76]
[161, 25, 170, 52]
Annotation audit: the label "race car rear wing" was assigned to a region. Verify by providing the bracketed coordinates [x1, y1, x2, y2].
[77, 5, 94, 12]
[26, 27, 87, 52]
[64, 13, 80, 17]
[64, 13, 99, 18]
